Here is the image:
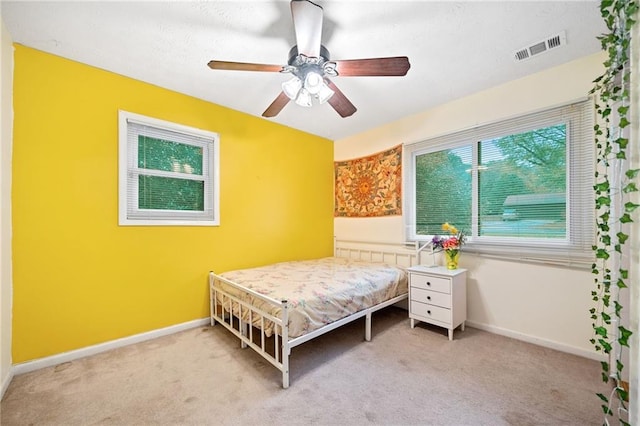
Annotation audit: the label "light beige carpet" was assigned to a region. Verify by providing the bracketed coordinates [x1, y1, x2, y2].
[1, 307, 608, 425]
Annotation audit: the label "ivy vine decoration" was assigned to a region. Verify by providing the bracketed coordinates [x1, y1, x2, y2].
[589, 0, 638, 424]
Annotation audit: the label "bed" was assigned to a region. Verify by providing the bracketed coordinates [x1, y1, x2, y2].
[208, 240, 419, 388]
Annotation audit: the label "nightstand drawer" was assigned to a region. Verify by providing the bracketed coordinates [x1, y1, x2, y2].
[410, 301, 451, 324]
[411, 287, 451, 308]
[410, 274, 451, 294]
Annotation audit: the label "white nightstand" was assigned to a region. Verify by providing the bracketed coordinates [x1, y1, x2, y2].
[407, 266, 467, 340]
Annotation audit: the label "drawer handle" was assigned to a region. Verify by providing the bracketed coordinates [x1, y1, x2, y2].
[427, 296, 431, 300]
[427, 282, 431, 286]
[427, 310, 431, 315]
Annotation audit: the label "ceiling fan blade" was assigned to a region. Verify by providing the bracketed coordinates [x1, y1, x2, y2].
[262, 92, 291, 118]
[291, 0, 323, 57]
[334, 57, 411, 76]
[325, 80, 357, 118]
[208, 60, 283, 73]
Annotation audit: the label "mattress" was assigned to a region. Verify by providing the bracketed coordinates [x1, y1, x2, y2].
[215, 256, 408, 338]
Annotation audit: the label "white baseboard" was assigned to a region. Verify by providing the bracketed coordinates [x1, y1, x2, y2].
[12, 318, 210, 377]
[465, 320, 606, 362]
[1, 369, 14, 400]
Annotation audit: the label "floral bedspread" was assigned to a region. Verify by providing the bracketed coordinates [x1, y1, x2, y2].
[215, 257, 408, 338]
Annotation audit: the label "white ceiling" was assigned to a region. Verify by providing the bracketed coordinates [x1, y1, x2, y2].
[1, 1, 606, 140]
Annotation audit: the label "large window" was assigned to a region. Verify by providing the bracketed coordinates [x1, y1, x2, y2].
[404, 100, 594, 265]
[118, 111, 220, 226]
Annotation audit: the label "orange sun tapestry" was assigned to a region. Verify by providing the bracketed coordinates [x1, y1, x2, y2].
[334, 144, 402, 218]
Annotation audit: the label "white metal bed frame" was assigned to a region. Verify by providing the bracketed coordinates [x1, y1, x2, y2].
[208, 240, 419, 388]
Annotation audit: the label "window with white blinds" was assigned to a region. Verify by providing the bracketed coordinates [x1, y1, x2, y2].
[404, 99, 595, 267]
[118, 110, 220, 226]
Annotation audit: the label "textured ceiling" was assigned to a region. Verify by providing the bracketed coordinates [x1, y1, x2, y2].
[1, 1, 607, 140]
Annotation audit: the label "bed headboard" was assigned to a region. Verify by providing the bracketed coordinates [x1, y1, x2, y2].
[334, 239, 419, 267]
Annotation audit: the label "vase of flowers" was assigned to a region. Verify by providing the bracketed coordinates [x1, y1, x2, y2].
[444, 249, 460, 270]
[431, 223, 466, 270]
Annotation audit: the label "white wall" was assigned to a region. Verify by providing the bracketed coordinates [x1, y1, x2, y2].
[1, 14, 14, 399]
[335, 52, 607, 359]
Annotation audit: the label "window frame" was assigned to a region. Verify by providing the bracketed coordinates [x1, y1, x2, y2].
[118, 110, 220, 226]
[403, 99, 595, 267]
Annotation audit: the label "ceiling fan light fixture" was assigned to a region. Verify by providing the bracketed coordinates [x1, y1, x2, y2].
[303, 71, 324, 94]
[316, 82, 334, 104]
[295, 88, 313, 107]
[282, 77, 303, 100]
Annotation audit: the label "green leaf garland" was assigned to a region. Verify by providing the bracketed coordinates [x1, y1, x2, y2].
[590, 0, 637, 423]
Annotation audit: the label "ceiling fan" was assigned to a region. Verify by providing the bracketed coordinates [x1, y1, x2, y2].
[207, 0, 410, 118]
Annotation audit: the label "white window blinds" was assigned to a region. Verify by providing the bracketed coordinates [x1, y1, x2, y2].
[119, 111, 220, 226]
[404, 99, 595, 267]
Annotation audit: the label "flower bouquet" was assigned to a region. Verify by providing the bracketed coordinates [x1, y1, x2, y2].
[431, 223, 466, 269]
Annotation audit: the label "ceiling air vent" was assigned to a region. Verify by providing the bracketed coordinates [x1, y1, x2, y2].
[513, 31, 566, 62]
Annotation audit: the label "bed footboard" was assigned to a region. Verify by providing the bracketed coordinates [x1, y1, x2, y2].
[209, 272, 292, 388]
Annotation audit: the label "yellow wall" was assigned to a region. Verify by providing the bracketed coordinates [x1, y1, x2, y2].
[11, 45, 334, 363]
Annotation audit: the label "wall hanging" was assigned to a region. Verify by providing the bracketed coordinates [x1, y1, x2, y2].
[334, 144, 402, 218]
